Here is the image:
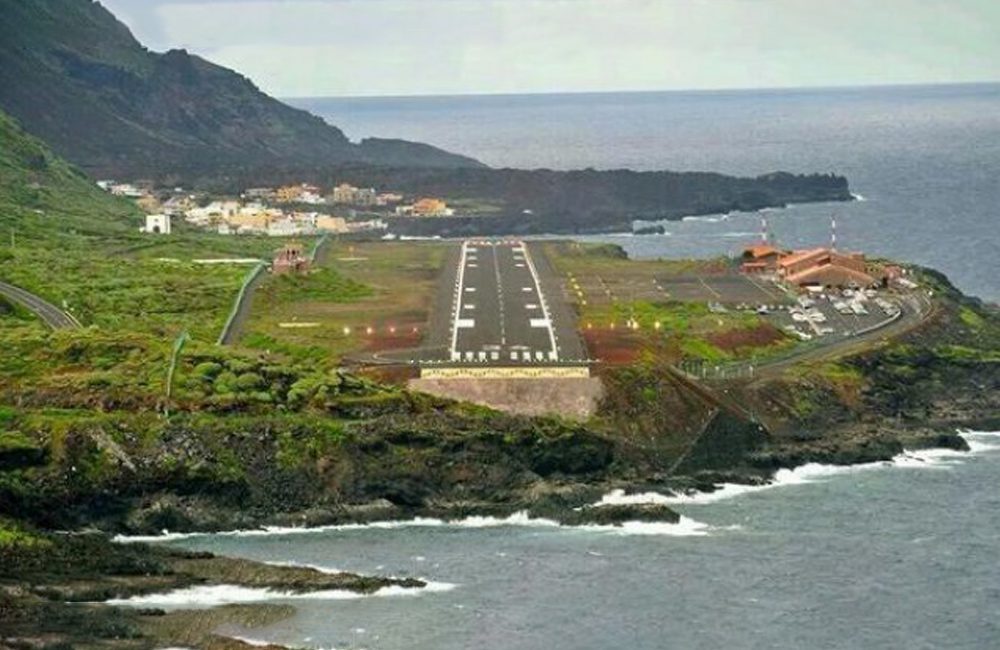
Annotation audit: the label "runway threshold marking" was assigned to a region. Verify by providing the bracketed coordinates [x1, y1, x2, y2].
[446, 239, 562, 364]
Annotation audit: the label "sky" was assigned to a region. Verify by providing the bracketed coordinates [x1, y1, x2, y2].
[100, 0, 1000, 98]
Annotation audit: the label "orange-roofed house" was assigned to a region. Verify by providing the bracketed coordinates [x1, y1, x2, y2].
[411, 198, 453, 217]
[740, 244, 783, 273]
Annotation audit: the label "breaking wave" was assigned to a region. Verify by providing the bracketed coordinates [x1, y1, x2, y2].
[113, 433, 996, 545]
[263, 560, 340, 574]
[105, 581, 457, 609]
[114, 510, 713, 543]
[682, 214, 728, 223]
[604, 430, 999, 506]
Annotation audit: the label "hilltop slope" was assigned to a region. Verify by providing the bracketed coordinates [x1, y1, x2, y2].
[0, 0, 483, 178]
[0, 108, 141, 241]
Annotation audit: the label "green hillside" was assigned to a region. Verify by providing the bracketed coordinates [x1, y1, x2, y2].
[0, 108, 285, 345]
[0, 108, 141, 243]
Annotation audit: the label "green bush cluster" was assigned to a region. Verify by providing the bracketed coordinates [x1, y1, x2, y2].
[179, 349, 389, 413]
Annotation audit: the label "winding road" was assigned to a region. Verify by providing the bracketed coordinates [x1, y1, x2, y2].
[0, 280, 80, 329]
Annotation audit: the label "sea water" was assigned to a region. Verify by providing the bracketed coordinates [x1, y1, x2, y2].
[121, 87, 1000, 648]
[289, 84, 1000, 302]
[120, 433, 1000, 649]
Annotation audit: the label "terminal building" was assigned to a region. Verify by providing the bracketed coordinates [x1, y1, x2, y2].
[777, 247, 875, 288]
[741, 244, 876, 289]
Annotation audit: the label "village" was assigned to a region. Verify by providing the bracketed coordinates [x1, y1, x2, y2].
[96, 179, 455, 237]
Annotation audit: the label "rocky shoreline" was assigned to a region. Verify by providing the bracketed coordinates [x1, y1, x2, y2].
[0, 423, 988, 649]
[0, 528, 427, 650]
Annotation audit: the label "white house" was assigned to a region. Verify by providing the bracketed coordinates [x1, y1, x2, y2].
[142, 214, 171, 235]
[267, 218, 302, 237]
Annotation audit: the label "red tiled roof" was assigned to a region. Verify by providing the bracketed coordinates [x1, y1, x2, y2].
[778, 247, 828, 269]
[744, 244, 780, 259]
[785, 263, 875, 286]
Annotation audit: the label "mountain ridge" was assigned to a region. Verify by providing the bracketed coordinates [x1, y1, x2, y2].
[0, 0, 484, 178]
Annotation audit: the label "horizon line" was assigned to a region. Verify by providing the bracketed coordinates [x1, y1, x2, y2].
[282, 79, 1000, 102]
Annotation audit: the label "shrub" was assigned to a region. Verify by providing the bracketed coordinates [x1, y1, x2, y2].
[234, 372, 264, 392]
[192, 361, 223, 381]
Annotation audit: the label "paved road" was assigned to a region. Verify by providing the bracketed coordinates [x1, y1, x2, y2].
[0, 280, 79, 329]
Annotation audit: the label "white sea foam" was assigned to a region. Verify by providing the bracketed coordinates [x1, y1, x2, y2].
[576, 515, 711, 537]
[851, 192, 867, 201]
[227, 637, 273, 648]
[105, 580, 456, 609]
[682, 214, 728, 223]
[114, 509, 712, 543]
[115, 434, 998, 544]
[263, 560, 340, 574]
[595, 489, 675, 506]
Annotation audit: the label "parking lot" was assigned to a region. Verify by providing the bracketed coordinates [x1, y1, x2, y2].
[755, 287, 902, 342]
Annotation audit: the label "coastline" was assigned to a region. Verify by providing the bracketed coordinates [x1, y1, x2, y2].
[2, 427, 995, 648]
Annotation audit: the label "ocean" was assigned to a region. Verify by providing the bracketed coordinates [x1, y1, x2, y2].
[110, 86, 1000, 648]
[288, 84, 1000, 302]
[122, 432, 1000, 649]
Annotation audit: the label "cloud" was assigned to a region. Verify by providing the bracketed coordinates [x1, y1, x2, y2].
[99, 0, 1000, 96]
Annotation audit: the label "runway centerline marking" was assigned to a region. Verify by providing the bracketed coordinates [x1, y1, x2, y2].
[491, 243, 508, 346]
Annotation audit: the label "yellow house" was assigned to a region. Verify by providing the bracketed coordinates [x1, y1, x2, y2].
[228, 212, 271, 231]
[316, 215, 348, 233]
[412, 198, 450, 216]
[276, 185, 305, 203]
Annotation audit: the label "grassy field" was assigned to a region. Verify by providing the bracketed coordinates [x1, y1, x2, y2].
[240, 240, 449, 362]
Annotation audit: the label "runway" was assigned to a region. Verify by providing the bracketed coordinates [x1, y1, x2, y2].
[445, 240, 584, 365]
